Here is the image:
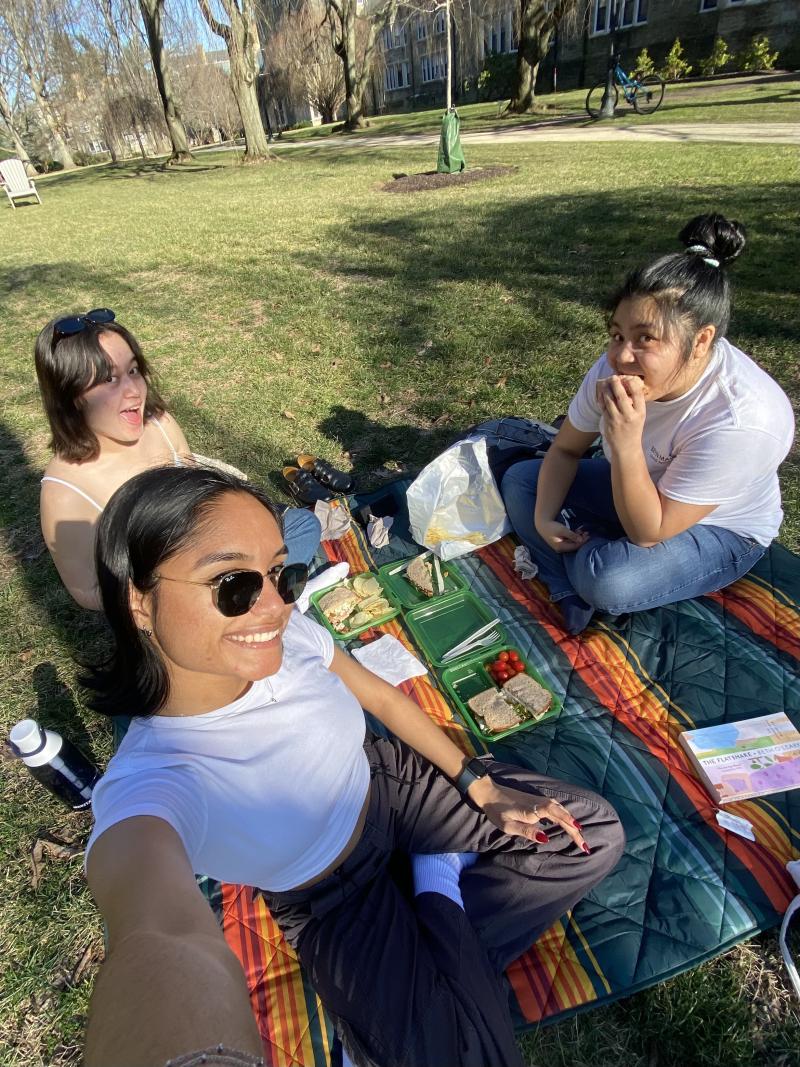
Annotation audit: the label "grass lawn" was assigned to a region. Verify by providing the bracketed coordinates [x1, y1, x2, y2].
[1, 133, 798, 1066]
[279, 72, 800, 140]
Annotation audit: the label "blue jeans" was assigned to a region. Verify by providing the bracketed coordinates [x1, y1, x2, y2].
[500, 458, 766, 615]
[281, 507, 322, 569]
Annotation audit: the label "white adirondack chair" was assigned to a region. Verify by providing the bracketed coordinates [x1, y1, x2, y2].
[0, 158, 41, 208]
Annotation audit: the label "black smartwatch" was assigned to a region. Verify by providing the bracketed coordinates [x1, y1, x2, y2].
[454, 758, 490, 796]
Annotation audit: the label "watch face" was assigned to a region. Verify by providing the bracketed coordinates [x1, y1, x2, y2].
[468, 758, 488, 778]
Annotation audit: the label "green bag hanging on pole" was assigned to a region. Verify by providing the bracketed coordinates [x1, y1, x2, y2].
[437, 109, 465, 174]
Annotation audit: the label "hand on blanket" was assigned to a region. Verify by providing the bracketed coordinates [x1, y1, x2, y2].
[469, 780, 589, 852]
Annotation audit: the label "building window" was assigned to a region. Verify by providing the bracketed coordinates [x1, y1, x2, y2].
[484, 10, 515, 55]
[420, 51, 446, 82]
[433, 9, 446, 34]
[384, 60, 411, 91]
[593, 0, 647, 33]
[417, 18, 427, 40]
[699, 0, 717, 9]
[382, 22, 406, 49]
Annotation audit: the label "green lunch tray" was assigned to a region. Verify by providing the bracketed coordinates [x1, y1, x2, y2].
[310, 572, 400, 641]
[377, 555, 467, 609]
[403, 589, 506, 667]
[441, 648, 567, 742]
[439, 651, 562, 741]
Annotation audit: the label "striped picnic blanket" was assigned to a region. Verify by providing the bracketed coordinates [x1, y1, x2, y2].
[202, 495, 800, 1066]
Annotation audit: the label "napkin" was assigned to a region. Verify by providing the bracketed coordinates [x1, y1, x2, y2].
[513, 545, 539, 580]
[351, 634, 428, 686]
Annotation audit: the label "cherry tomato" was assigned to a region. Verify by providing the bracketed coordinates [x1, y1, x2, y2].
[490, 659, 503, 672]
[507, 649, 521, 662]
[496, 669, 510, 682]
[497, 651, 510, 662]
[513, 663, 526, 675]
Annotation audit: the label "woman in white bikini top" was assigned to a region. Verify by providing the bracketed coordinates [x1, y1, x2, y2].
[36, 310, 194, 610]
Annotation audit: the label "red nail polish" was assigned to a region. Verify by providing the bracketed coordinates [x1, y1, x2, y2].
[581, 842, 591, 855]
[573, 820, 583, 830]
[535, 831, 549, 844]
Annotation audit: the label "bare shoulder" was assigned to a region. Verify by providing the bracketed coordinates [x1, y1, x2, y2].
[154, 411, 191, 454]
[40, 456, 104, 526]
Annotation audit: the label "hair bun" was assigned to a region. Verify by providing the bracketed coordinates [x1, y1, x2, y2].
[678, 213, 746, 265]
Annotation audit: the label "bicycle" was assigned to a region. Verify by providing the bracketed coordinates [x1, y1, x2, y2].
[585, 57, 665, 118]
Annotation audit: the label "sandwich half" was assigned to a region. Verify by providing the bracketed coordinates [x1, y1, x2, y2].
[467, 688, 521, 733]
[502, 672, 552, 719]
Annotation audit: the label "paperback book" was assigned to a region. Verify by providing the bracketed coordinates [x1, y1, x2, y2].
[679, 712, 800, 805]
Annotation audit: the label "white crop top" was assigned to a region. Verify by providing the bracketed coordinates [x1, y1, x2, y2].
[85, 611, 371, 892]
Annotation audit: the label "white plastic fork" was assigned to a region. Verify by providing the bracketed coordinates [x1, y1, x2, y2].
[441, 628, 502, 663]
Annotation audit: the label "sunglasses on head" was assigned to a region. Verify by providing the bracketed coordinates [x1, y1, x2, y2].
[154, 562, 309, 618]
[52, 307, 116, 347]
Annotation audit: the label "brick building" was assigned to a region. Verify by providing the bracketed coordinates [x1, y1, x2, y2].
[376, 0, 798, 111]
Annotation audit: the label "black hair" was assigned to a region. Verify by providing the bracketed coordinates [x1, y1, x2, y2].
[82, 465, 284, 719]
[34, 316, 165, 461]
[608, 213, 747, 358]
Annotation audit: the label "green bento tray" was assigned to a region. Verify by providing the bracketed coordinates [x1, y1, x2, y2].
[377, 555, 467, 609]
[309, 572, 400, 641]
[403, 589, 506, 667]
[440, 651, 562, 742]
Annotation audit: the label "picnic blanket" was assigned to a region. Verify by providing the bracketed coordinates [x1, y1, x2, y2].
[201, 486, 800, 1066]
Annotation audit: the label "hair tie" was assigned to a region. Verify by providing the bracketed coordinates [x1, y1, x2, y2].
[686, 243, 720, 268]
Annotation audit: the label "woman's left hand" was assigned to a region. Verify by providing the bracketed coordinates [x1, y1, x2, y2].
[470, 779, 588, 852]
[599, 375, 646, 455]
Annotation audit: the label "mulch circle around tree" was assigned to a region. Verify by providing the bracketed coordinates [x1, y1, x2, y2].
[381, 165, 518, 193]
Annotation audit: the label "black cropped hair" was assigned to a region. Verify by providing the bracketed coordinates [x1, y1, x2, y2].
[34, 316, 165, 461]
[82, 465, 283, 720]
[608, 213, 747, 358]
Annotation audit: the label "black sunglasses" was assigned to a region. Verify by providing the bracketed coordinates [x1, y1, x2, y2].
[154, 562, 309, 618]
[52, 307, 116, 346]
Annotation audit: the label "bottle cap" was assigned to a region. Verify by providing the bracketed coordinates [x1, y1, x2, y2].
[9, 719, 47, 757]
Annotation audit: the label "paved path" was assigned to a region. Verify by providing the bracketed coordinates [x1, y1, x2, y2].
[277, 122, 799, 151]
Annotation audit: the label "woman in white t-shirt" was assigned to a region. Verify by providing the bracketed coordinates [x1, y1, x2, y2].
[81, 464, 624, 1067]
[501, 213, 795, 634]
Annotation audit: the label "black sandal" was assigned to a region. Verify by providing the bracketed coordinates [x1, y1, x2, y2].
[297, 454, 354, 494]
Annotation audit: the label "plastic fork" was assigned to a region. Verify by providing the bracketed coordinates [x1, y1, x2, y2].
[441, 627, 502, 663]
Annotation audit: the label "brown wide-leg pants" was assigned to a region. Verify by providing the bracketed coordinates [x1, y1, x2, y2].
[261, 733, 625, 1067]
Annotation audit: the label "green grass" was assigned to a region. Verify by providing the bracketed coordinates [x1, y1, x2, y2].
[1, 132, 799, 1066]
[278, 72, 800, 141]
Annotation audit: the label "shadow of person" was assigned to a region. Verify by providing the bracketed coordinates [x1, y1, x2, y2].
[32, 662, 96, 756]
[0, 419, 109, 752]
[317, 406, 458, 488]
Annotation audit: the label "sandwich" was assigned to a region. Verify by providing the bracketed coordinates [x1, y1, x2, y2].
[467, 688, 521, 733]
[319, 586, 359, 632]
[406, 554, 446, 598]
[502, 673, 552, 719]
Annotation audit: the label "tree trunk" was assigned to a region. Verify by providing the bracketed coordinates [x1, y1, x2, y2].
[138, 0, 193, 162]
[507, 0, 553, 114]
[0, 84, 37, 175]
[340, 17, 365, 130]
[197, 0, 272, 160]
[16, 59, 77, 169]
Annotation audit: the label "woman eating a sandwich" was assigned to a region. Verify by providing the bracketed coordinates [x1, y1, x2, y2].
[82, 464, 624, 1067]
[34, 309, 321, 611]
[501, 213, 794, 634]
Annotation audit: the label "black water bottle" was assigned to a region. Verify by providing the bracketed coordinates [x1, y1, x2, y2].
[9, 719, 101, 811]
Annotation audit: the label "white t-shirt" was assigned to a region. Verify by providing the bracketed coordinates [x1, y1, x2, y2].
[85, 611, 370, 892]
[567, 338, 795, 546]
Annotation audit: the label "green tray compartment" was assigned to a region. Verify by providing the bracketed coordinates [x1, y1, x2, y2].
[404, 590, 505, 667]
[310, 572, 400, 641]
[377, 556, 467, 609]
[440, 652, 562, 741]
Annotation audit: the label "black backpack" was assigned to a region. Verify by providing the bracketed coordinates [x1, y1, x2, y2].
[460, 416, 559, 484]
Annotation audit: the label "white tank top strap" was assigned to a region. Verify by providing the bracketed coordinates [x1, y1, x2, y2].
[152, 415, 182, 465]
[40, 476, 103, 512]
